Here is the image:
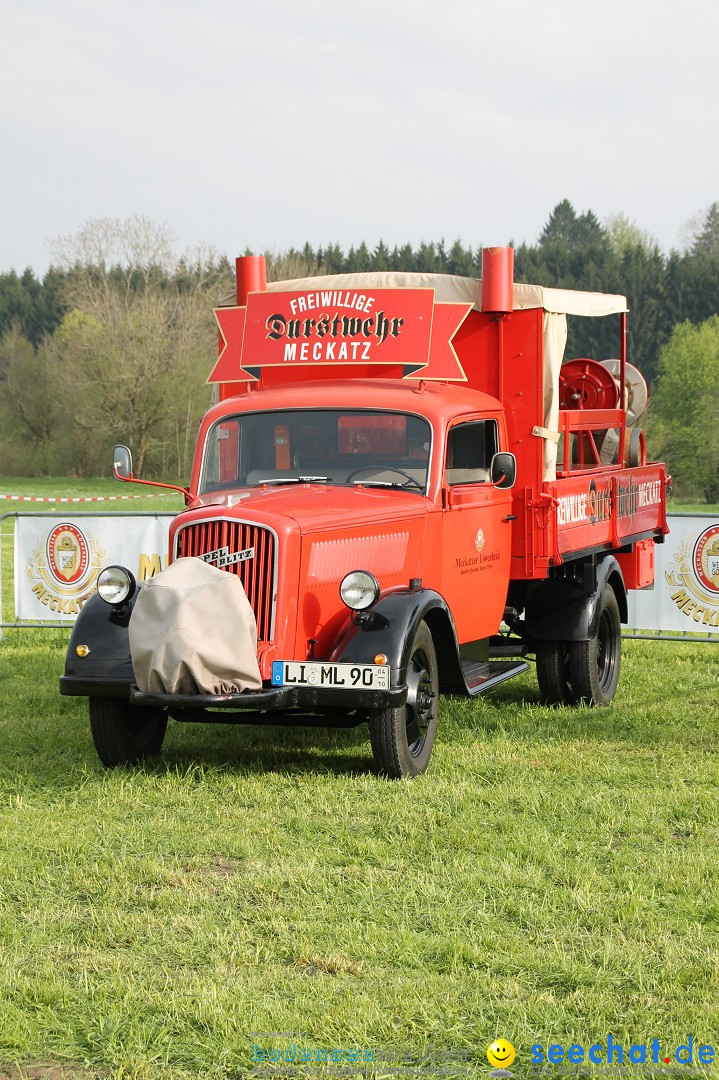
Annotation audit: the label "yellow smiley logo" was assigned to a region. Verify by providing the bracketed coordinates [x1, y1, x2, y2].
[487, 1040, 516, 1068]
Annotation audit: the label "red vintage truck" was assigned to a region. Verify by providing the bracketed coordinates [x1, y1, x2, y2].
[60, 249, 669, 777]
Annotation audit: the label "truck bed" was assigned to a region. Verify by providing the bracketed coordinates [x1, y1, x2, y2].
[512, 463, 668, 577]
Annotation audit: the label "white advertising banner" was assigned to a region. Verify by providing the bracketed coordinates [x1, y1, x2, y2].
[14, 514, 173, 622]
[627, 514, 719, 637]
[10, 511, 719, 636]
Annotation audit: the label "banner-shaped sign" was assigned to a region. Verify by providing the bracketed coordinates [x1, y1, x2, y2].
[14, 514, 173, 621]
[627, 514, 719, 635]
[211, 289, 472, 383]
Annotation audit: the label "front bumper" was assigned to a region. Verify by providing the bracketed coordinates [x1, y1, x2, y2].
[60, 675, 407, 713]
[131, 683, 407, 711]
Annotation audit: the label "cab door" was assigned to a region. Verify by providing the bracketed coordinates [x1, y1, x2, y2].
[440, 417, 513, 643]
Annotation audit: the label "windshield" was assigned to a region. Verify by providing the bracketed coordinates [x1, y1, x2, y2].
[200, 409, 431, 495]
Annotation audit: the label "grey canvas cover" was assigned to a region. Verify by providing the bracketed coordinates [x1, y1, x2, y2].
[129, 558, 262, 694]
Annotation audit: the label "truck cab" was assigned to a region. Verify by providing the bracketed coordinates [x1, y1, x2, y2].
[183, 378, 516, 656]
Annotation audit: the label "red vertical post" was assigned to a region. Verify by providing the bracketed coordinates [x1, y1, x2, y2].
[618, 310, 627, 468]
[236, 255, 267, 305]
[481, 246, 514, 414]
[219, 256, 268, 401]
[481, 247, 514, 314]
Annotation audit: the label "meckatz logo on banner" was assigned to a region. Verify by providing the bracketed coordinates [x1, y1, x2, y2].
[25, 522, 105, 616]
[627, 515, 719, 635]
[666, 522, 719, 629]
[14, 515, 172, 621]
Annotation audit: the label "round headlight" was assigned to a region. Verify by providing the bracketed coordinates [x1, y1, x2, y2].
[340, 570, 380, 611]
[97, 565, 136, 606]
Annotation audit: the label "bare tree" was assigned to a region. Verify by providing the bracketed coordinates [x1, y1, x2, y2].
[49, 217, 230, 478]
[48, 215, 177, 276]
[678, 203, 719, 256]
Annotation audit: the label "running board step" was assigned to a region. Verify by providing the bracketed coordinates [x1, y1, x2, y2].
[461, 659, 529, 696]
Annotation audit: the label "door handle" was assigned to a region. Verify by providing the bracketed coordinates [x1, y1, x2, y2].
[502, 515, 517, 522]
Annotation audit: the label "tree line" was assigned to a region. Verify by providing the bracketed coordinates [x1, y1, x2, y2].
[0, 204, 717, 498]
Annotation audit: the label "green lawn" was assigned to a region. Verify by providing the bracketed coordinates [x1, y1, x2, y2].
[0, 483, 718, 1080]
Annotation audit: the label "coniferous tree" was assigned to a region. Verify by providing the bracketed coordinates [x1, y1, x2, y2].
[690, 202, 719, 257]
[373, 240, 390, 270]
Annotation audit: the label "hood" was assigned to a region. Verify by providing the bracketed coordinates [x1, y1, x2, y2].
[187, 483, 429, 533]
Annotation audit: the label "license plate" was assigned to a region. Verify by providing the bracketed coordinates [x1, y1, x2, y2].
[271, 661, 390, 690]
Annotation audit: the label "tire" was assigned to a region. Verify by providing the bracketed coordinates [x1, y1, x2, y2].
[568, 587, 622, 706]
[536, 640, 577, 705]
[368, 621, 438, 779]
[89, 697, 168, 767]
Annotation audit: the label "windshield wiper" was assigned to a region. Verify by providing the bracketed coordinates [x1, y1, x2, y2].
[262, 476, 331, 485]
[350, 480, 411, 488]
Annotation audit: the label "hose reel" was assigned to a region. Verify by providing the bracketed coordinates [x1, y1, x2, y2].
[600, 359, 648, 427]
[559, 358, 648, 425]
[559, 358, 648, 468]
[559, 359, 620, 411]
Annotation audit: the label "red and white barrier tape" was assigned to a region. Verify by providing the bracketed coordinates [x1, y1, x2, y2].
[1, 492, 171, 503]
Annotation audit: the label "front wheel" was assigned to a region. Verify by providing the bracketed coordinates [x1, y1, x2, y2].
[368, 621, 438, 779]
[568, 587, 622, 706]
[89, 697, 168, 767]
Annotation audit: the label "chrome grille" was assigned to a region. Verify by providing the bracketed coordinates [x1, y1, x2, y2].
[174, 519, 276, 642]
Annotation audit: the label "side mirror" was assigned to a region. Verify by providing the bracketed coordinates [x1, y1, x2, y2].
[491, 452, 516, 489]
[113, 445, 133, 481]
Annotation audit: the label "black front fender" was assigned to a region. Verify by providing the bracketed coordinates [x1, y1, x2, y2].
[328, 588, 462, 688]
[59, 588, 140, 698]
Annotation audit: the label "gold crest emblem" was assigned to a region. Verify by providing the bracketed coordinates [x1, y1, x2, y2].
[26, 522, 105, 616]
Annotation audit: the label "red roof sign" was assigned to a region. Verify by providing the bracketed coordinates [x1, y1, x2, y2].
[211, 288, 471, 384]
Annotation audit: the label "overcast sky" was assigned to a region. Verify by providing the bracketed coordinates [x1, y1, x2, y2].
[2, 0, 718, 275]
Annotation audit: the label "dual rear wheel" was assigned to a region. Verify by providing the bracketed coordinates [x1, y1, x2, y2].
[536, 587, 621, 707]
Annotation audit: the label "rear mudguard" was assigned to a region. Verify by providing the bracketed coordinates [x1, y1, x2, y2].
[523, 555, 628, 643]
[328, 588, 467, 695]
[59, 588, 139, 697]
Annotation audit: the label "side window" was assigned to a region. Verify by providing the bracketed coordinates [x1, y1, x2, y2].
[446, 420, 498, 485]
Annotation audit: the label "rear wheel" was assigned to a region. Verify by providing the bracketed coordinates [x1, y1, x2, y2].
[369, 621, 438, 779]
[536, 640, 576, 705]
[568, 587, 621, 706]
[89, 697, 167, 767]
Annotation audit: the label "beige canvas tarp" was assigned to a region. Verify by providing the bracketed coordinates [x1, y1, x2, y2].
[129, 558, 262, 695]
[223, 271, 628, 318]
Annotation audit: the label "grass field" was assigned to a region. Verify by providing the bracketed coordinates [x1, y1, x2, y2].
[0, 481, 718, 1080]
